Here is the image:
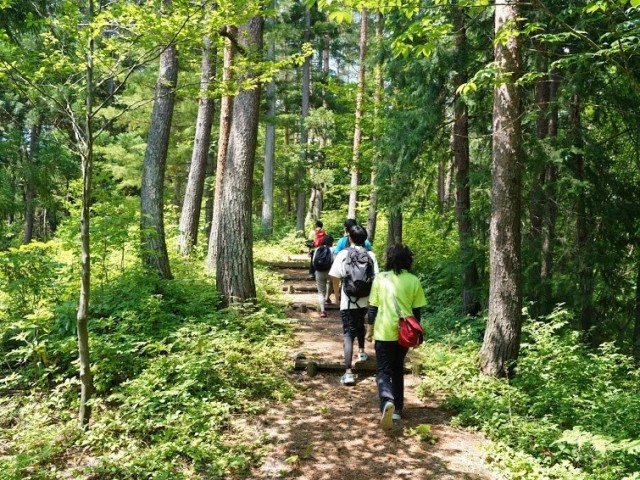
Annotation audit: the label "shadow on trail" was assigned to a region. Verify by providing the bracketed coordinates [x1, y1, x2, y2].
[257, 370, 488, 480]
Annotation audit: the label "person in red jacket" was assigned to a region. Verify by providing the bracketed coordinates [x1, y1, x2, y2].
[308, 220, 326, 278]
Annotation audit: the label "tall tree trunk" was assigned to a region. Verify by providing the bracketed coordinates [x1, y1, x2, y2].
[140, 8, 177, 280]
[367, 13, 383, 244]
[453, 9, 480, 316]
[262, 25, 276, 237]
[570, 94, 595, 341]
[540, 70, 560, 314]
[23, 123, 41, 244]
[177, 36, 217, 255]
[348, 8, 367, 219]
[480, 0, 523, 377]
[77, 0, 96, 426]
[526, 44, 549, 314]
[437, 161, 445, 208]
[206, 28, 235, 271]
[216, 16, 263, 304]
[452, 8, 480, 317]
[296, 7, 311, 235]
[633, 258, 640, 362]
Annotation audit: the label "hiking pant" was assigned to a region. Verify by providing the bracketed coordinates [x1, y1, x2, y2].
[314, 270, 329, 312]
[374, 340, 409, 413]
[341, 308, 367, 369]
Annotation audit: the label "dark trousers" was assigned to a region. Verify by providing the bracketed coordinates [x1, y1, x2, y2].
[374, 340, 409, 413]
[340, 308, 367, 369]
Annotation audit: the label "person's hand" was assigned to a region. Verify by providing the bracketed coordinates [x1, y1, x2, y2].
[366, 325, 373, 343]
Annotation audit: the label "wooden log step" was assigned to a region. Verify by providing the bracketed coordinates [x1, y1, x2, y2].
[283, 273, 315, 281]
[293, 358, 411, 375]
[282, 284, 317, 293]
[289, 302, 339, 311]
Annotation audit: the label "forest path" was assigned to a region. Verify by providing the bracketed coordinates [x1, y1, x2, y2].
[248, 256, 495, 480]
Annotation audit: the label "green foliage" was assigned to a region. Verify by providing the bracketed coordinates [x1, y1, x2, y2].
[417, 311, 640, 480]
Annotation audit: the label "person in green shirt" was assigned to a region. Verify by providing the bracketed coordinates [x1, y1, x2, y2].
[366, 244, 426, 430]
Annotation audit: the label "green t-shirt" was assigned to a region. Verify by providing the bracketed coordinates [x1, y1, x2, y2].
[368, 270, 427, 341]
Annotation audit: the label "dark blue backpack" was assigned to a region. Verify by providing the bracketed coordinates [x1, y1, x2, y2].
[313, 245, 333, 272]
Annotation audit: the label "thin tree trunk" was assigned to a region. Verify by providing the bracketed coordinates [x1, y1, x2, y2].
[348, 8, 367, 219]
[633, 258, 640, 362]
[23, 123, 41, 244]
[296, 7, 311, 235]
[452, 7, 480, 317]
[140, 6, 177, 280]
[540, 70, 560, 314]
[262, 26, 276, 237]
[206, 28, 235, 270]
[77, 0, 96, 426]
[437, 161, 445, 208]
[367, 13, 383, 245]
[204, 149, 215, 245]
[177, 36, 217, 255]
[570, 94, 595, 342]
[480, 0, 523, 377]
[526, 43, 549, 314]
[216, 16, 263, 304]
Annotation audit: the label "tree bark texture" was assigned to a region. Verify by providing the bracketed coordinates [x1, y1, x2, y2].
[452, 9, 480, 317]
[367, 13, 383, 245]
[177, 36, 217, 255]
[480, 0, 523, 378]
[77, 0, 96, 426]
[347, 8, 367, 219]
[140, 32, 177, 280]
[215, 16, 263, 304]
[206, 29, 235, 270]
[261, 27, 276, 238]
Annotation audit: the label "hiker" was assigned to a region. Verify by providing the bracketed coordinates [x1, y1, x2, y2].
[334, 218, 372, 254]
[308, 220, 327, 279]
[312, 234, 334, 318]
[329, 225, 379, 385]
[366, 243, 426, 430]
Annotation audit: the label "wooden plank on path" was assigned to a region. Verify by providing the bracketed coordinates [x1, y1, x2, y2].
[294, 358, 411, 374]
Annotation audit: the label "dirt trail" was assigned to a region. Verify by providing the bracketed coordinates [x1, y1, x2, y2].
[249, 258, 495, 480]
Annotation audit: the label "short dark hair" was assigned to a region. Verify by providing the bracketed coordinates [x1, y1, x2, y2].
[348, 225, 367, 246]
[322, 234, 334, 246]
[385, 243, 414, 274]
[315, 220, 323, 229]
[343, 218, 357, 232]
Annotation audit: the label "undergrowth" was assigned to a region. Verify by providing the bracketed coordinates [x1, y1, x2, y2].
[417, 309, 640, 480]
[0, 241, 295, 479]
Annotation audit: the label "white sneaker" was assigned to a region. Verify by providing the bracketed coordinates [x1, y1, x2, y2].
[357, 352, 368, 362]
[380, 401, 395, 431]
[392, 413, 402, 421]
[340, 372, 355, 385]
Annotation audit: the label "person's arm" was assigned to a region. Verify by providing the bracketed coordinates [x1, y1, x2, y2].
[412, 307, 422, 323]
[366, 306, 378, 342]
[330, 276, 341, 304]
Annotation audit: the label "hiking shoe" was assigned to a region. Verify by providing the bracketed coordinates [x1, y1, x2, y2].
[380, 401, 395, 430]
[357, 352, 368, 362]
[340, 372, 355, 385]
[392, 412, 402, 421]
[319, 311, 327, 318]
